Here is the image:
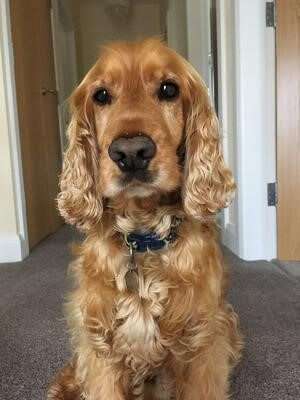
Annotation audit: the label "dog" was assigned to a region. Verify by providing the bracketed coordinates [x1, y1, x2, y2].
[47, 38, 243, 400]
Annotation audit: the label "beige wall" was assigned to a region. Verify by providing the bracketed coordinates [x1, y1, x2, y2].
[69, 0, 166, 80]
[0, 47, 18, 236]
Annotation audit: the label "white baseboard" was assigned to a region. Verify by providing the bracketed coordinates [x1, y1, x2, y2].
[221, 222, 238, 255]
[0, 233, 26, 263]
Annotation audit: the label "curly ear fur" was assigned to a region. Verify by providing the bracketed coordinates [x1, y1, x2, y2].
[182, 64, 235, 219]
[57, 86, 103, 231]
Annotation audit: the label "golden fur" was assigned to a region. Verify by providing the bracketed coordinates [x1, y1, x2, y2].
[48, 39, 243, 400]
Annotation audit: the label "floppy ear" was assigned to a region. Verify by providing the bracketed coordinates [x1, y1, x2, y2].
[182, 65, 235, 219]
[57, 82, 103, 232]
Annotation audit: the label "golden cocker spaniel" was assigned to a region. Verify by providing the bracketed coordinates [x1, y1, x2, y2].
[48, 38, 243, 400]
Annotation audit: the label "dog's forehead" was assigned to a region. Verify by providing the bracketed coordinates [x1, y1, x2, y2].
[96, 41, 182, 84]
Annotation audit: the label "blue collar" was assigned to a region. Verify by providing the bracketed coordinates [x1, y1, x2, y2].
[125, 219, 181, 253]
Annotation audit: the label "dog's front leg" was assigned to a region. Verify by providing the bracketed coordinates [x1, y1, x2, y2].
[173, 335, 232, 400]
[174, 311, 242, 400]
[47, 360, 82, 399]
[67, 283, 127, 400]
[79, 354, 128, 400]
[69, 280, 116, 358]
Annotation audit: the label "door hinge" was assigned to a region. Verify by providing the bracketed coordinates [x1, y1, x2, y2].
[267, 182, 278, 206]
[266, 2, 276, 28]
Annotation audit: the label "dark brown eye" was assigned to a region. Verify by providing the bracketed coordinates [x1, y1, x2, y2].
[93, 88, 111, 105]
[158, 81, 179, 101]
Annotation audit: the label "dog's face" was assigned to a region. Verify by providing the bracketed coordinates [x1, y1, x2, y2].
[58, 39, 235, 231]
[90, 42, 185, 199]
[73, 41, 191, 200]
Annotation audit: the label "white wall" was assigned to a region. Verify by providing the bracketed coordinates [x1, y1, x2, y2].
[220, 0, 276, 260]
[0, 0, 28, 262]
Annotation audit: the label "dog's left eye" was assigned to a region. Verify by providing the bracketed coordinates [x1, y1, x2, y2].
[158, 81, 179, 101]
[93, 88, 111, 105]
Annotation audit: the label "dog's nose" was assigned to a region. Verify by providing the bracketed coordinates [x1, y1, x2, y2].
[108, 134, 156, 172]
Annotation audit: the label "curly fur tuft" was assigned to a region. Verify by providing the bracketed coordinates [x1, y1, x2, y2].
[182, 63, 236, 218]
[57, 95, 103, 231]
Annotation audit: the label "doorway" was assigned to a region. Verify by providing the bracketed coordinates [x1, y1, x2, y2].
[9, 0, 217, 254]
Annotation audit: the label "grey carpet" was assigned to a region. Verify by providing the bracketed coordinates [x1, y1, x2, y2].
[0, 226, 299, 400]
[273, 260, 300, 279]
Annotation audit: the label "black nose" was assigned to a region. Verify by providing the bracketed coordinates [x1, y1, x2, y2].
[108, 134, 156, 172]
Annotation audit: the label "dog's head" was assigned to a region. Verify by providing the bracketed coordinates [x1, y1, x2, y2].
[58, 39, 235, 231]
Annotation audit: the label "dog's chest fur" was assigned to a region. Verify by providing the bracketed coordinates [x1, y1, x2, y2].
[112, 257, 171, 372]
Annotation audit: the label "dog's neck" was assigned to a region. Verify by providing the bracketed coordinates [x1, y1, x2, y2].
[106, 190, 183, 237]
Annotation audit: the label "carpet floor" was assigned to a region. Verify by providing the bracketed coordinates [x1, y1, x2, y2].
[0, 226, 299, 400]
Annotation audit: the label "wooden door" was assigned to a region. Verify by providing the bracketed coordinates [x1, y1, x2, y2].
[10, 0, 62, 249]
[276, 0, 300, 260]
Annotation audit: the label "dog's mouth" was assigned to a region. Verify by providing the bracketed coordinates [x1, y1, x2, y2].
[121, 169, 154, 185]
[117, 169, 157, 198]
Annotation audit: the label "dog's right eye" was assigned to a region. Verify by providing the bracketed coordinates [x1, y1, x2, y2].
[93, 88, 111, 105]
[158, 81, 179, 101]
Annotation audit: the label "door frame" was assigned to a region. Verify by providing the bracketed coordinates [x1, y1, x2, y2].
[51, 0, 78, 154]
[0, 0, 29, 260]
[234, 0, 277, 261]
[216, 0, 237, 253]
[217, 0, 277, 261]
